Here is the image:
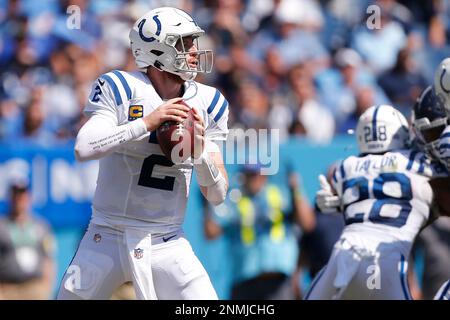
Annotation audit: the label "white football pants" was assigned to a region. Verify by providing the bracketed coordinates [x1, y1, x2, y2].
[57, 223, 218, 300]
[305, 236, 413, 300]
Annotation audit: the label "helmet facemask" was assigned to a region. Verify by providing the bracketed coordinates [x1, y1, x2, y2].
[412, 85, 448, 157]
[168, 33, 213, 80]
[414, 117, 447, 158]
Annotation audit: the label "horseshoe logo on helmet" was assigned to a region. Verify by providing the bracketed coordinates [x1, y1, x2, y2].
[138, 15, 162, 43]
[440, 69, 450, 94]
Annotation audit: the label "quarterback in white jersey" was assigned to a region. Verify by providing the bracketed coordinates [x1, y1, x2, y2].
[57, 7, 228, 300]
[309, 105, 449, 300]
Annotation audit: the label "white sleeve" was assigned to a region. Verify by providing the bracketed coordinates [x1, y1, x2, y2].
[204, 89, 229, 142]
[75, 73, 147, 161]
[84, 75, 118, 119]
[75, 115, 147, 161]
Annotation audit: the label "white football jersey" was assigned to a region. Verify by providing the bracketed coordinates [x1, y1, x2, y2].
[84, 70, 229, 234]
[332, 149, 447, 249]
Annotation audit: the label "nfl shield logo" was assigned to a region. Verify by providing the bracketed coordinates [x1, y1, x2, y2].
[134, 248, 144, 259]
[93, 233, 101, 243]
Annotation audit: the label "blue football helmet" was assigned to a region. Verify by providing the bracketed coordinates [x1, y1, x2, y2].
[412, 86, 448, 157]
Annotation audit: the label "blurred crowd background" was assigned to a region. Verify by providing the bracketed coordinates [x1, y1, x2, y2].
[0, 0, 449, 300]
[1, 0, 450, 144]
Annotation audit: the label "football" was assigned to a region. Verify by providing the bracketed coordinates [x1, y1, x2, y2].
[156, 101, 195, 164]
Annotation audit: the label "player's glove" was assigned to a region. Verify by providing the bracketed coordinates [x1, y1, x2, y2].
[316, 174, 341, 213]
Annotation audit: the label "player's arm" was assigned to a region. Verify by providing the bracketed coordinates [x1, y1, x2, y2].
[191, 107, 228, 206]
[429, 177, 450, 217]
[75, 114, 146, 161]
[75, 95, 190, 161]
[198, 151, 228, 206]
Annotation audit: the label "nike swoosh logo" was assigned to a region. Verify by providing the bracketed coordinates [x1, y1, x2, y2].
[162, 234, 177, 242]
[98, 78, 105, 86]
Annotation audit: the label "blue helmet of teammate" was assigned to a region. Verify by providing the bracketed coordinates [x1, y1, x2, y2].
[412, 86, 448, 157]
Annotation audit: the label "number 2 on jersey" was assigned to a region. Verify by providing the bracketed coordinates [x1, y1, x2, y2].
[342, 173, 412, 227]
[91, 78, 105, 102]
[138, 154, 175, 191]
[91, 85, 102, 102]
[137, 129, 177, 191]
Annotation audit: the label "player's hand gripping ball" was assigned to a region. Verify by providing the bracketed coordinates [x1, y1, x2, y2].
[157, 101, 195, 164]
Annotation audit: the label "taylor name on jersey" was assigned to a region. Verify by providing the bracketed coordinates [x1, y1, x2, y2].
[84, 70, 229, 233]
[332, 149, 447, 245]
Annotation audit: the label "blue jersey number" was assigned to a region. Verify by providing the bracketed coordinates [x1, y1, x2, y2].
[138, 154, 175, 191]
[138, 134, 176, 191]
[91, 85, 102, 102]
[342, 173, 412, 227]
[91, 78, 105, 102]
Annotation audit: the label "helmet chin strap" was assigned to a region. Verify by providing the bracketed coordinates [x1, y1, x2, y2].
[147, 63, 197, 81]
[163, 66, 197, 81]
